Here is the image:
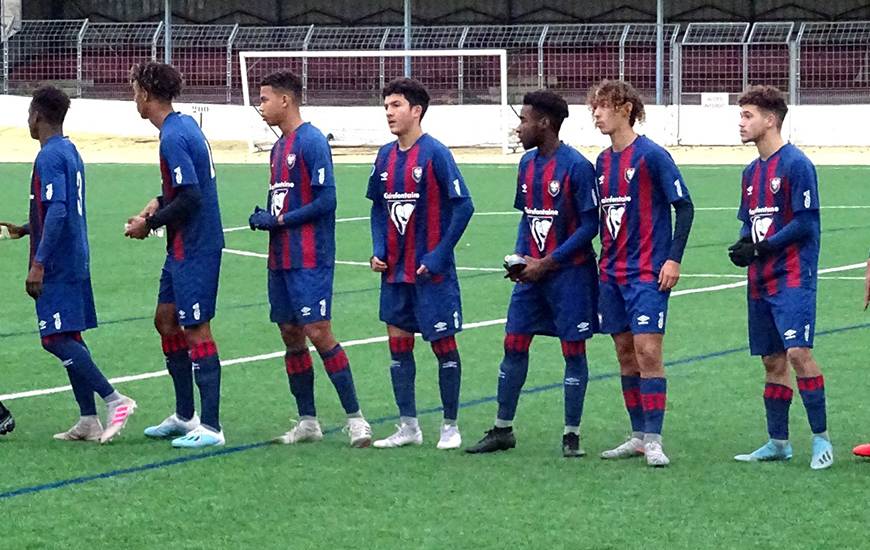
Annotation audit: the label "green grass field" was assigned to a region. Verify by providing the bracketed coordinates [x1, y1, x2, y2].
[1, 160, 869, 549]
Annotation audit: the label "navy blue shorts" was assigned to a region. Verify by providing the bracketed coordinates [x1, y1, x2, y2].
[35, 279, 98, 337]
[380, 275, 462, 342]
[158, 253, 221, 326]
[748, 287, 816, 356]
[268, 267, 334, 325]
[505, 264, 598, 341]
[598, 281, 670, 335]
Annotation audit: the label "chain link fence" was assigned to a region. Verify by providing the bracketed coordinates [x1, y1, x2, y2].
[2, 20, 868, 106]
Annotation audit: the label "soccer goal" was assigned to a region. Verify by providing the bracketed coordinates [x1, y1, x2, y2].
[238, 49, 510, 154]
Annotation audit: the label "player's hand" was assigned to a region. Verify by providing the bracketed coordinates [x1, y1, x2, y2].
[864, 258, 869, 311]
[370, 256, 388, 273]
[26, 262, 44, 300]
[139, 198, 160, 218]
[518, 255, 556, 283]
[728, 237, 754, 267]
[249, 206, 279, 231]
[503, 254, 526, 282]
[658, 259, 681, 291]
[0, 222, 27, 240]
[125, 216, 150, 239]
[416, 264, 430, 278]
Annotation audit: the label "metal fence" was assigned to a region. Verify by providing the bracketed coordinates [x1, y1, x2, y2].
[2, 20, 869, 105]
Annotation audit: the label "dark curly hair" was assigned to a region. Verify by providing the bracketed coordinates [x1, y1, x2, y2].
[31, 85, 71, 126]
[382, 78, 430, 120]
[260, 70, 303, 101]
[738, 85, 788, 128]
[523, 89, 569, 132]
[587, 79, 646, 126]
[129, 61, 183, 102]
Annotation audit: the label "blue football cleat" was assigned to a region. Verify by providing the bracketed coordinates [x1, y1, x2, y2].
[810, 435, 834, 470]
[171, 425, 225, 449]
[734, 440, 793, 462]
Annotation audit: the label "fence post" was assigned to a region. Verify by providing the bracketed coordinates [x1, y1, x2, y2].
[457, 26, 468, 104]
[379, 27, 390, 94]
[619, 24, 629, 81]
[77, 19, 88, 98]
[793, 23, 806, 105]
[226, 24, 238, 104]
[151, 21, 164, 61]
[3, 30, 8, 94]
[537, 25, 548, 89]
[301, 24, 314, 105]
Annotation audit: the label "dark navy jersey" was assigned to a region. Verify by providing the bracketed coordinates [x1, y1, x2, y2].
[29, 135, 90, 282]
[159, 112, 224, 259]
[514, 143, 598, 265]
[738, 143, 820, 297]
[267, 122, 335, 270]
[596, 135, 690, 285]
[367, 134, 471, 284]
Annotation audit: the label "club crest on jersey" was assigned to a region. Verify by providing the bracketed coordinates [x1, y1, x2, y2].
[286, 153, 296, 168]
[389, 200, 416, 235]
[527, 215, 553, 252]
[624, 167, 636, 183]
[750, 214, 773, 244]
[411, 166, 423, 183]
[603, 204, 626, 239]
[548, 180, 561, 197]
[769, 177, 781, 194]
[271, 189, 288, 217]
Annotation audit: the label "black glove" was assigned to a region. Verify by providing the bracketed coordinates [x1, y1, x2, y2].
[249, 206, 279, 231]
[754, 239, 775, 259]
[728, 237, 754, 267]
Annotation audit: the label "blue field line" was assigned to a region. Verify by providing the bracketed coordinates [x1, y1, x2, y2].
[1, 321, 868, 501]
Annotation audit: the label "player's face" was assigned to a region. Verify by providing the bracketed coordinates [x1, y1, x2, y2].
[515, 104, 544, 150]
[132, 81, 148, 119]
[591, 100, 630, 136]
[739, 104, 772, 144]
[259, 85, 287, 126]
[383, 93, 420, 137]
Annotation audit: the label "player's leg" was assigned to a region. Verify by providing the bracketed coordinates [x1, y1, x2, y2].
[274, 322, 323, 445]
[735, 296, 793, 462]
[145, 261, 198, 439]
[374, 283, 422, 448]
[0, 401, 14, 436]
[54, 342, 101, 441]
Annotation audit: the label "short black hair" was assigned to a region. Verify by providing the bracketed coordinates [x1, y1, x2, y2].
[382, 78, 430, 120]
[523, 89, 569, 132]
[260, 70, 303, 101]
[31, 85, 71, 126]
[738, 85, 788, 128]
[129, 61, 183, 102]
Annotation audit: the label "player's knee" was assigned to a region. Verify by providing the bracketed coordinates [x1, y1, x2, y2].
[762, 353, 789, 376]
[154, 312, 179, 336]
[786, 347, 816, 373]
[302, 322, 331, 345]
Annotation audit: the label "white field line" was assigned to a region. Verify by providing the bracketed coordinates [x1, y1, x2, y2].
[222, 205, 870, 232]
[1, 261, 864, 402]
[222, 249, 503, 272]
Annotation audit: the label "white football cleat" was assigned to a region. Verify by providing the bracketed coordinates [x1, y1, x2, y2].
[436, 423, 462, 450]
[644, 440, 670, 467]
[171, 424, 226, 448]
[100, 396, 137, 444]
[54, 416, 103, 441]
[144, 413, 200, 439]
[373, 423, 423, 448]
[600, 436, 645, 459]
[344, 417, 372, 448]
[274, 418, 323, 445]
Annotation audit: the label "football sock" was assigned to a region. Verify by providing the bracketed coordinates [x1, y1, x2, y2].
[162, 333, 195, 421]
[432, 336, 461, 422]
[65, 365, 97, 416]
[389, 336, 417, 418]
[640, 377, 667, 435]
[319, 344, 360, 415]
[285, 349, 316, 418]
[797, 375, 827, 435]
[763, 383, 793, 441]
[190, 340, 222, 432]
[42, 333, 115, 400]
[561, 340, 589, 429]
[564, 425, 580, 435]
[620, 375, 645, 434]
[496, 334, 532, 423]
[400, 416, 419, 429]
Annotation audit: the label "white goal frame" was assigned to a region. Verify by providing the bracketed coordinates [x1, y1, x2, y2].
[239, 48, 510, 153]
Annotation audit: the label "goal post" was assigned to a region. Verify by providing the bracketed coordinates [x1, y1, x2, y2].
[239, 48, 510, 154]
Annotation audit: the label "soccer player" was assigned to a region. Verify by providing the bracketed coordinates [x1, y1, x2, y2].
[588, 80, 694, 467]
[0, 401, 14, 436]
[466, 90, 599, 457]
[247, 70, 372, 447]
[367, 78, 474, 450]
[125, 62, 226, 448]
[728, 85, 833, 469]
[0, 86, 136, 443]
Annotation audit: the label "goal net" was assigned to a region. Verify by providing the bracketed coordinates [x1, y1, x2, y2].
[239, 48, 510, 153]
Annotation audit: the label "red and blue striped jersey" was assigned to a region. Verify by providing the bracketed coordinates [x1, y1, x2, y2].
[28, 135, 90, 282]
[366, 134, 471, 283]
[738, 143, 820, 298]
[159, 112, 224, 260]
[514, 143, 598, 265]
[596, 135, 690, 285]
[267, 122, 335, 270]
